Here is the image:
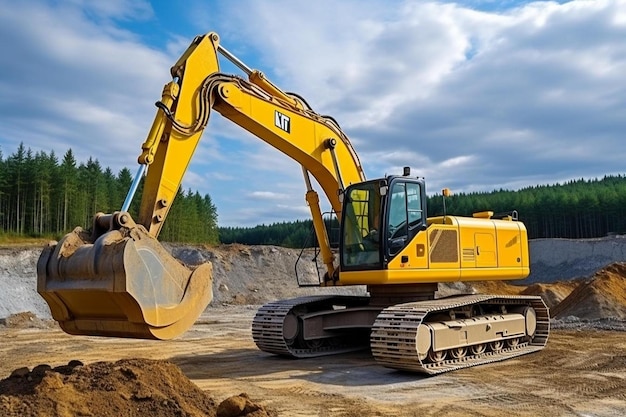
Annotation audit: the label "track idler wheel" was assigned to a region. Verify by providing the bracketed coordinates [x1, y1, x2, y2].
[37, 212, 213, 340]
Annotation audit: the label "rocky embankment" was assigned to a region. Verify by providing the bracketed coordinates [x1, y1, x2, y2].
[2, 237, 626, 330]
[528, 236, 626, 282]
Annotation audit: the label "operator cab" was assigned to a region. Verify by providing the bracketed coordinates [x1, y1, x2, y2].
[340, 168, 427, 271]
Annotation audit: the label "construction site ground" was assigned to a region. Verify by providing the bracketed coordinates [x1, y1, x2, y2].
[2, 240, 626, 416]
[0, 307, 624, 417]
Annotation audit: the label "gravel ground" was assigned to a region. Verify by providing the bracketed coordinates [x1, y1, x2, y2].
[551, 316, 626, 331]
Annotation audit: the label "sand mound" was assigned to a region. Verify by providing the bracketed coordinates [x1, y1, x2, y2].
[552, 263, 626, 320]
[469, 280, 524, 295]
[0, 311, 52, 329]
[521, 282, 578, 309]
[465, 280, 579, 311]
[0, 358, 272, 417]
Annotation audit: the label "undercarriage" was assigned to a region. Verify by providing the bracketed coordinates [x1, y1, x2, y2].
[252, 285, 549, 374]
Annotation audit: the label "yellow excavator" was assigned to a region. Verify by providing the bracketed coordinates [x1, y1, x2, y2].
[37, 32, 549, 375]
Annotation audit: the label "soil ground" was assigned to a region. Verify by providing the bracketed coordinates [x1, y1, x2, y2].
[1, 306, 625, 417]
[3, 241, 626, 416]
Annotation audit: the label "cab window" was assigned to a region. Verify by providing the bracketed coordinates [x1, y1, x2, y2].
[387, 181, 423, 256]
[341, 182, 382, 269]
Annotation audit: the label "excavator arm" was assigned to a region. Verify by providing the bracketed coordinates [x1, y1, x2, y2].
[37, 32, 365, 340]
[137, 32, 365, 276]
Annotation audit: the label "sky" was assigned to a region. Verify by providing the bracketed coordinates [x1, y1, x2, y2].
[1, 0, 625, 227]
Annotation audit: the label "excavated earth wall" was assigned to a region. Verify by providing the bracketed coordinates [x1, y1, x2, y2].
[528, 236, 626, 283]
[0, 248, 50, 319]
[2, 236, 626, 320]
[0, 243, 365, 320]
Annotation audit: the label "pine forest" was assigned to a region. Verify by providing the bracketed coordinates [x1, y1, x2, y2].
[2, 143, 626, 247]
[0, 143, 218, 244]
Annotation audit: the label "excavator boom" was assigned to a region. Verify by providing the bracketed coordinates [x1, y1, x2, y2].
[37, 32, 363, 339]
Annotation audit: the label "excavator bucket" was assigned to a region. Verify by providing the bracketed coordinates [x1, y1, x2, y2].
[37, 212, 213, 340]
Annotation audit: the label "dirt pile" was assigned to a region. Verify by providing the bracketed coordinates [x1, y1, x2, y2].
[0, 311, 52, 329]
[468, 280, 524, 296]
[466, 279, 577, 310]
[552, 262, 626, 320]
[0, 358, 272, 417]
[520, 281, 578, 309]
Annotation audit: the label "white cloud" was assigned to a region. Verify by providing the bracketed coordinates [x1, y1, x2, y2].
[2, 0, 626, 228]
[0, 1, 174, 171]
[250, 191, 291, 201]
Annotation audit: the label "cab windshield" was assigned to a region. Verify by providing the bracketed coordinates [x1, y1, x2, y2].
[341, 182, 382, 269]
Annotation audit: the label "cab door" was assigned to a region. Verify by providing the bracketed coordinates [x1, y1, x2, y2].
[384, 179, 427, 265]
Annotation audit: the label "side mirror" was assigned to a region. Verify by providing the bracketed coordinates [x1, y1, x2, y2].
[379, 180, 388, 196]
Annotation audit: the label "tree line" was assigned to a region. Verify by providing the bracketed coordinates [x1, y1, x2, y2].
[3, 142, 626, 246]
[220, 175, 626, 247]
[0, 143, 218, 244]
[428, 175, 626, 239]
[219, 220, 316, 248]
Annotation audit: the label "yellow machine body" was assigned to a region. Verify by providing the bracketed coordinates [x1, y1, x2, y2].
[340, 214, 529, 285]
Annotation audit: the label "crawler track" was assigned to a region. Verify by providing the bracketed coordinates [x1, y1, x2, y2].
[370, 295, 550, 375]
[252, 295, 373, 358]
